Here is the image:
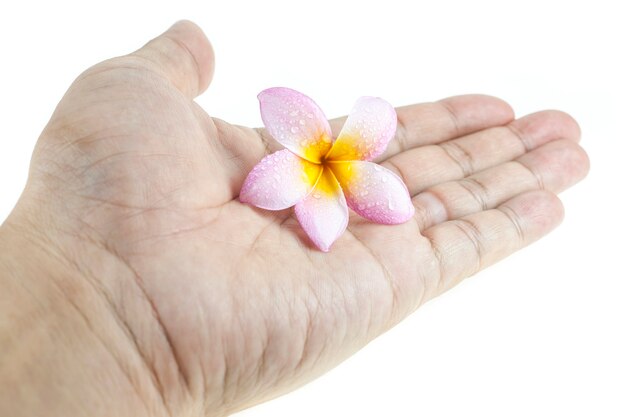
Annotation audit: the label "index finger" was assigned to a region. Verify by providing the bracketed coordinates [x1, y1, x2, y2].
[328, 94, 515, 161]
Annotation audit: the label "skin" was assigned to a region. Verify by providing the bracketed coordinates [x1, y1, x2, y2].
[0, 20, 589, 417]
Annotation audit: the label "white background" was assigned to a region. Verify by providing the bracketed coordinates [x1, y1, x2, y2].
[1, 1, 624, 416]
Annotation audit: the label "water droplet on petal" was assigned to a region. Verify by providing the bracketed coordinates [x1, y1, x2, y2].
[374, 165, 382, 172]
[313, 193, 321, 199]
[299, 119, 306, 125]
[291, 126, 299, 133]
[307, 113, 314, 119]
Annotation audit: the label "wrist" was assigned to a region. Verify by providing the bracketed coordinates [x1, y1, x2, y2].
[0, 219, 167, 417]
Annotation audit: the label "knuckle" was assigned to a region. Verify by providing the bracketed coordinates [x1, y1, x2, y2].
[439, 141, 474, 176]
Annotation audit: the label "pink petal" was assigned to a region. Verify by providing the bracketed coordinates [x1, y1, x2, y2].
[240, 149, 322, 210]
[329, 161, 414, 224]
[259, 87, 333, 163]
[295, 168, 349, 252]
[325, 97, 397, 162]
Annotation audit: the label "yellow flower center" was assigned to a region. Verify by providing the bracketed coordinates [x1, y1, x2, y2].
[300, 134, 357, 197]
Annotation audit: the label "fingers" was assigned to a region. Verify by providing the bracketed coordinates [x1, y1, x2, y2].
[383, 110, 581, 196]
[327, 94, 514, 160]
[421, 190, 564, 299]
[413, 139, 589, 230]
[221, 97, 516, 204]
[132, 20, 215, 98]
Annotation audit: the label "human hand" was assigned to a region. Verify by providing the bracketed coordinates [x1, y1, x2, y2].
[0, 21, 589, 416]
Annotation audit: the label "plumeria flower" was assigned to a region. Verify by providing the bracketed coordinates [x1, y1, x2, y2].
[240, 87, 414, 251]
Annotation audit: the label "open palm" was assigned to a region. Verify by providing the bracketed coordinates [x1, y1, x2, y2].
[12, 21, 588, 417]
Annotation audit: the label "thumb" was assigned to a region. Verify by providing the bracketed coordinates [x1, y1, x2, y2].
[133, 20, 215, 98]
